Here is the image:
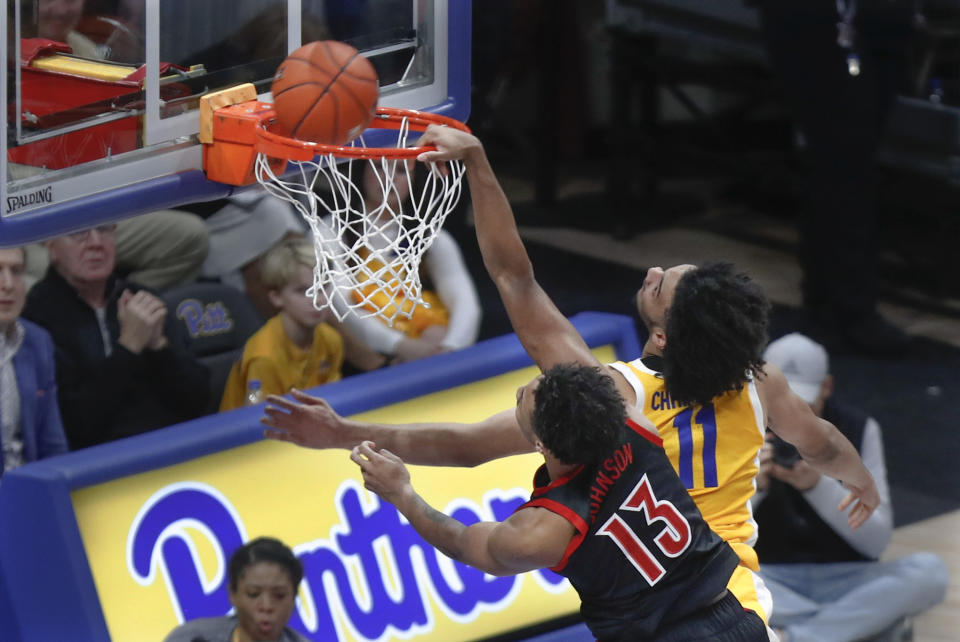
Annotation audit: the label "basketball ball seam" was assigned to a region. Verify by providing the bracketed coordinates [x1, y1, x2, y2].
[296, 91, 339, 143]
[272, 41, 378, 144]
[284, 48, 364, 139]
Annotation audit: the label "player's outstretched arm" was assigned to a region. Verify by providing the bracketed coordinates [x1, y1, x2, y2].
[262, 389, 534, 466]
[759, 364, 880, 530]
[352, 441, 573, 575]
[417, 126, 597, 372]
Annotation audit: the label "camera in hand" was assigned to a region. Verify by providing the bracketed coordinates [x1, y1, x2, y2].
[771, 435, 802, 468]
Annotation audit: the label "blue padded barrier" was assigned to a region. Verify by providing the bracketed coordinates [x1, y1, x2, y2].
[0, 311, 639, 641]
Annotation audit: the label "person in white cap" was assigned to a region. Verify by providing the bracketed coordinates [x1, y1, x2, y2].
[754, 333, 948, 642]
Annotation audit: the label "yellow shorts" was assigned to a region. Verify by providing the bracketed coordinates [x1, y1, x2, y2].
[727, 563, 773, 625]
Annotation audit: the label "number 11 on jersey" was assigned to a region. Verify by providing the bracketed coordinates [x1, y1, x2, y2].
[674, 403, 718, 488]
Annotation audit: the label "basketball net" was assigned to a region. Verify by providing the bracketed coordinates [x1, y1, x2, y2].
[253, 116, 466, 325]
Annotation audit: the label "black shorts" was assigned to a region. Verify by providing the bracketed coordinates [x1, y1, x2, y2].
[653, 592, 768, 642]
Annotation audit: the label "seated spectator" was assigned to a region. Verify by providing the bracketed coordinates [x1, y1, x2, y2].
[197, 188, 306, 320]
[163, 536, 308, 642]
[0, 247, 68, 476]
[22, 224, 210, 450]
[219, 238, 384, 411]
[339, 161, 482, 363]
[754, 333, 949, 642]
[24, 210, 210, 294]
[112, 210, 209, 292]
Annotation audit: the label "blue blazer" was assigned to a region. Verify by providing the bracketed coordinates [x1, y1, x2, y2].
[1, 320, 68, 474]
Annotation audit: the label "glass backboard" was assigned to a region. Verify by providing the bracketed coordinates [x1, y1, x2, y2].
[1, 0, 470, 245]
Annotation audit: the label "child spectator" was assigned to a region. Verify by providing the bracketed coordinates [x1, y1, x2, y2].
[219, 238, 382, 410]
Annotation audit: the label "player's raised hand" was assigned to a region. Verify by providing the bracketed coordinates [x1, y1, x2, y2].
[261, 389, 351, 449]
[350, 441, 411, 504]
[416, 124, 483, 165]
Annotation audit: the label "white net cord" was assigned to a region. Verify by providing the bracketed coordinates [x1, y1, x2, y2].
[254, 117, 466, 325]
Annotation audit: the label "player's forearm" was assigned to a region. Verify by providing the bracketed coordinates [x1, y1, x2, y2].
[463, 150, 534, 285]
[394, 486, 467, 560]
[798, 421, 874, 492]
[392, 487, 510, 576]
[341, 415, 531, 467]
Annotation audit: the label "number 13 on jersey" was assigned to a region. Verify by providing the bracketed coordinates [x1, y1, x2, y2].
[596, 474, 692, 586]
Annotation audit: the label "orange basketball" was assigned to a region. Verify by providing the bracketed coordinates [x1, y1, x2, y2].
[271, 40, 379, 145]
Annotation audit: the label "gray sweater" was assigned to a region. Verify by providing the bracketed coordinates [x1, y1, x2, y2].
[163, 616, 309, 642]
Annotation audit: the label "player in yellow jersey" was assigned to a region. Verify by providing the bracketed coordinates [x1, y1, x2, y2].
[606, 262, 776, 622]
[261, 128, 880, 638]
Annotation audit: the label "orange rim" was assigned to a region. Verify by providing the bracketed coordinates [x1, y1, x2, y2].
[255, 107, 471, 162]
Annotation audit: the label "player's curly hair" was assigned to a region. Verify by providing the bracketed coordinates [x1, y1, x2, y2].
[533, 364, 624, 466]
[663, 262, 770, 406]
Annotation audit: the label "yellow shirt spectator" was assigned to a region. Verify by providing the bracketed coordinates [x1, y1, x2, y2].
[220, 315, 343, 411]
[220, 238, 347, 411]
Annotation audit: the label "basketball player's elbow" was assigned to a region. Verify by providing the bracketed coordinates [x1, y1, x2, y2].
[490, 265, 536, 299]
[797, 426, 845, 467]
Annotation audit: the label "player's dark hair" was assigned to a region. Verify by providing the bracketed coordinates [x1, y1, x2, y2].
[533, 364, 624, 466]
[228, 536, 303, 592]
[663, 262, 770, 406]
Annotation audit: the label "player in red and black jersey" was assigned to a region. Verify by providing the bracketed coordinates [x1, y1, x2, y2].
[350, 361, 765, 640]
[522, 412, 742, 639]
[309, 126, 768, 640]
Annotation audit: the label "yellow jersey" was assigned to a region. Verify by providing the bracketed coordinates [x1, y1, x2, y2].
[610, 356, 771, 622]
[352, 251, 449, 338]
[220, 315, 344, 411]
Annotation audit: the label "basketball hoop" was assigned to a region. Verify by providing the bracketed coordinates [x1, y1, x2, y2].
[201, 91, 470, 326]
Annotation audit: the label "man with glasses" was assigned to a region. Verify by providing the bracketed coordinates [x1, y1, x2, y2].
[22, 224, 210, 450]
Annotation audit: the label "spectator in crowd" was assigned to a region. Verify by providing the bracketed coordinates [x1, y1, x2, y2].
[163, 536, 308, 642]
[24, 212, 209, 295]
[754, 333, 949, 641]
[341, 161, 482, 363]
[219, 238, 384, 411]
[0, 247, 68, 476]
[110, 210, 210, 292]
[22, 223, 210, 450]
[197, 188, 307, 321]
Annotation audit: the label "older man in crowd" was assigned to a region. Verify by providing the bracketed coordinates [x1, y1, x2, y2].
[22, 224, 209, 450]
